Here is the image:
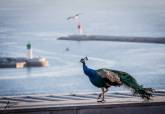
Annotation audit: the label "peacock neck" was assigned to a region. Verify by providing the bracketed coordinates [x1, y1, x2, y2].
[83, 62, 87, 70]
[82, 62, 94, 78]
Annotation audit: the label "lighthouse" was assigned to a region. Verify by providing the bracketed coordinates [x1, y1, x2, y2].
[77, 23, 83, 34]
[67, 13, 84, 34]
[26, 42, 33, 59]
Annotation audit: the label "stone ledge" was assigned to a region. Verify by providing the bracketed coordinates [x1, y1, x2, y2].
[0, 93, 165, 114]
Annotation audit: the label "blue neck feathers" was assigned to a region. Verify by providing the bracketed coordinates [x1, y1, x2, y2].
[83, 63, 87, 72]
[82, 62, 95, 78]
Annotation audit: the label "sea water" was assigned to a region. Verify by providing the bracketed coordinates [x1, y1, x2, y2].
[0, 0, 165, 96]
[0, 39, 165, 96]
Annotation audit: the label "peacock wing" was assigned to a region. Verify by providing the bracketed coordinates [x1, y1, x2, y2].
[96, 69, 122, 85]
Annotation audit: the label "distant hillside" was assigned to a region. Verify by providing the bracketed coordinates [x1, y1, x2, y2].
[58, 35, 165, 44]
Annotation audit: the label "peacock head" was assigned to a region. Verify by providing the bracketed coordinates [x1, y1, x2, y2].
[80, 57, 88, 63]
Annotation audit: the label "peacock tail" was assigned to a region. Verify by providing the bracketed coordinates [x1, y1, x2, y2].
[101, 68, 153, 100]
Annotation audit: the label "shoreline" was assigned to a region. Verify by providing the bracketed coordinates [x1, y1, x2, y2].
[58, 35, 165, 44]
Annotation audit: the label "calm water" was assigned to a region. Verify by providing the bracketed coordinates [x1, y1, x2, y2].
[0, 39, 165, 96]
[0, 0, 165, 96]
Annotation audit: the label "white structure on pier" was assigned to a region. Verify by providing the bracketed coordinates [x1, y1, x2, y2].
[26, 42, 33, 59]
[67, 13, 84, 34]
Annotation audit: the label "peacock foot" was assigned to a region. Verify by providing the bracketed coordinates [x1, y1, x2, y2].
[97, 99, 106, 103]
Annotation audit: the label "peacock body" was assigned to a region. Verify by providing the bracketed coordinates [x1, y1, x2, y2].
[80, 57, 153, 102]
[83, 63, 106, 87]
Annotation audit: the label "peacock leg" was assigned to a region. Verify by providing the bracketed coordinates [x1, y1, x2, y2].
[102, 88, 105, 102]
[97, 88, 104, 102]
[97, 93, 102, 100]
[104, 88, 109, 93]
[101, 88, 109, 102]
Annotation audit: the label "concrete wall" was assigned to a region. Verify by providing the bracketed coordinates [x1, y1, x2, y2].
[1, 102, 165, 114]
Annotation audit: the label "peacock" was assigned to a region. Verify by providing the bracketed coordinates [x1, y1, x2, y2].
[80, 57, 154, 102]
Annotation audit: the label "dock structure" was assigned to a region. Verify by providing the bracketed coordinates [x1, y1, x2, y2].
[58, 35, 165, 44]
[0, 91, 165, 114]
[0, 57, 48, 68]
